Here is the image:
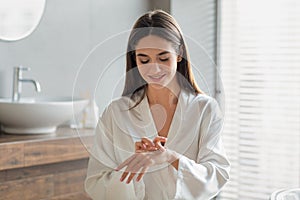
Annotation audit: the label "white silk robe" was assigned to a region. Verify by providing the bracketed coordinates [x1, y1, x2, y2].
[85, 89, 230, 200]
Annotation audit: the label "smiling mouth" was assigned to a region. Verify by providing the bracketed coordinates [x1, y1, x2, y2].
[148, 74, 166, 82]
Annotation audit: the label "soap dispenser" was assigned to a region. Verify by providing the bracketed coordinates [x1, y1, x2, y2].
[83, 98, 99, 129]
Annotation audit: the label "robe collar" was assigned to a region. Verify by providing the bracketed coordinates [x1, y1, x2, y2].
[137, 89, 190, 148]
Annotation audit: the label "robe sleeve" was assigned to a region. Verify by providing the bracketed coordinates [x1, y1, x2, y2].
[84, 105, 144, 200]
[173, 97, 230, 200]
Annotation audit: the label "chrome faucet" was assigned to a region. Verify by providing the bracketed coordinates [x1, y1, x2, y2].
[12, 66, 41, 102]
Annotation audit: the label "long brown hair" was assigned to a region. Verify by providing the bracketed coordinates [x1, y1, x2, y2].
[122, 10, 202, 106]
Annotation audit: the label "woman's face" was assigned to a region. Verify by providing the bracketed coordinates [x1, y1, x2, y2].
[135, 35, 179, 88]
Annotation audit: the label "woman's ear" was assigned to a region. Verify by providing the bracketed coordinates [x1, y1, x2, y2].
[177, 55, 182, 62]
[177, 45, 183, 62]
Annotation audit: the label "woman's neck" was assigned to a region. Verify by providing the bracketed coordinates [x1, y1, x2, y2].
[146, 83, 180, 106]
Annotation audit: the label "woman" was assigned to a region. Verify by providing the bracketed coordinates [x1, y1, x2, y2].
[85, 10, 230, 200]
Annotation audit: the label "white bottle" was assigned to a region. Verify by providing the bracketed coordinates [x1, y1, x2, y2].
[83, 99, 99, 129]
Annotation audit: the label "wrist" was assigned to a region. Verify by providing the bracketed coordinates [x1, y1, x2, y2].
[166, 149, 179, 170]
[166, 149, 180, 163]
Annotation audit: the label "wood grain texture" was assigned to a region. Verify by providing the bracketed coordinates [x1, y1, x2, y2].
[0, 159, 91, 200]
[0, 143, 24, 170]
[51, 192, 92, 200]
[0, 175, 54, 199]
[0, 128, 93, 200]
[54, 168, 87, 196]
[24, 137, 89, 167]
[1, 159, 89, 182]
[0, 128, 94, 170]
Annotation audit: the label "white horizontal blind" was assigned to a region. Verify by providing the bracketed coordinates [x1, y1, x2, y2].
[218, 0, 300, 200]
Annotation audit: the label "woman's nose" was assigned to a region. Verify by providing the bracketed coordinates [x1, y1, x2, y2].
[149, 62, 162, 73]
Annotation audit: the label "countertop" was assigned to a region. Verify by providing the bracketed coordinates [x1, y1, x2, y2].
[0, 127, 94, 171]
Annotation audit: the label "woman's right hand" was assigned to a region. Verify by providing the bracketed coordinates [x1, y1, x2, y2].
[135, 136, 167, 153]
[116, 136, 178, 183]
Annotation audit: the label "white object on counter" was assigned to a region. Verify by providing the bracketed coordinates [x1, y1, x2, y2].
[0, 97, 89, 134]
[83, 99, 99, 129]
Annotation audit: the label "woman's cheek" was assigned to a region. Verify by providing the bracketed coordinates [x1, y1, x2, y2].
[137, 65, 149, 80]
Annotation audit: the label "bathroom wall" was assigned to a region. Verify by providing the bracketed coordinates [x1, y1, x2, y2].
[150, 0, 170, 12]
[171, 0, 218, 98]
[0, 0, 218, 113]
[0, 0, 150, 108]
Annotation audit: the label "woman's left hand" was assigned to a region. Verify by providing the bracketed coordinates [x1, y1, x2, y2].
[115, 148, 173, 184]
[135, 136, 167, 152]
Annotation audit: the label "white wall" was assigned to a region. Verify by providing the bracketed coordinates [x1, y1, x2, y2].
[0, 0, 150, 108]
[0, 0, 218, 112]
[171, 0, 218, 97]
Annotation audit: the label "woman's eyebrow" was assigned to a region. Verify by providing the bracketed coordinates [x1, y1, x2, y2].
[158, 51, 170, 56]
[136, 53, 149, 57]
[136, 51, 170, 57]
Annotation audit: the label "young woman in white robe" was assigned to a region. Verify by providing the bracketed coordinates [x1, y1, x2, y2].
[85, 10, 230, 200]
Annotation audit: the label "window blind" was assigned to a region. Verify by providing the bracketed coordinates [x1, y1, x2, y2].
[218, 0, 300, 200]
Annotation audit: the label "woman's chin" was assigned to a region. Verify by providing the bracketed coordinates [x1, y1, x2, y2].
[148, 81, 175, 90]
[148, 83, 166, 89]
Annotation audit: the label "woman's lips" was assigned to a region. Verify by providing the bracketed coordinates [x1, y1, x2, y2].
[148, 74, 166, 82]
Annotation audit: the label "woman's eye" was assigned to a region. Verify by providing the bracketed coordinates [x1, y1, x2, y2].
[140, 60, 149, 64]
[159, 57, 169, 62]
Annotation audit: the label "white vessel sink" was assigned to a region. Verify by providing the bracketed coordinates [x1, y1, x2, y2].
[0, 97, 89, 134]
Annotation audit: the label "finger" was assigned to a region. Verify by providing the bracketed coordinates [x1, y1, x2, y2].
[123, 154, 144, 174]
[154, 141, 166, 152]
[120, 161, 139, 182]
[141, 138, 155, 149]
[122, 153, 153, 181]
[153, 136, 167, 151]
[136, 166, 149, 182]
[135, 141, 143, 151]
[115, 155, 136, 171]
[131, 156, 153, 182]
[153, 136, 167, 142]
[120, 171, 129, 182]
[153, 136, 167, 145]
[126, 173, 137, 184]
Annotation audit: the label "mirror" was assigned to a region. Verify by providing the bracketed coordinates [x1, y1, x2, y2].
[0, 0, 46, 41]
